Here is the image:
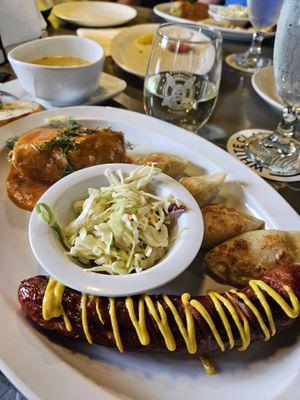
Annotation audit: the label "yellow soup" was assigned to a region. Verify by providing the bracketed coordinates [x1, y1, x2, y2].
[30, 56, 90, 67]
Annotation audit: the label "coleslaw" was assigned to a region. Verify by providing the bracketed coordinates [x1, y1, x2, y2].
[36, 164, 185, 275]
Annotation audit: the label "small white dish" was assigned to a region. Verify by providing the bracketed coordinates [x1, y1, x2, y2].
[111, 24, 159, 78]
[53, 1, 137, 27]
[251, 66, 283, 111]
[0, 73, 126, 109]
[208, 5, 249, 27]
[8, 35, 105, 106]
[29, 162, 203, 296]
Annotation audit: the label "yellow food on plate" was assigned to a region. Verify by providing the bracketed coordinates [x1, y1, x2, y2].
[201, 204, 264, 250]
[136, 152, 190, 178]
[135, 32, 154, 46]
[205, 230, 300, 285]
[179, 172, 226, 207]
[134, 33, 154, 54]
[30, 56, 90, 67]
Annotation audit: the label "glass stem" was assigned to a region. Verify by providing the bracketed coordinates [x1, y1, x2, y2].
[246, 31, 265, 67]
[261, 105, 297, 156]
[275, 104, 296, 138]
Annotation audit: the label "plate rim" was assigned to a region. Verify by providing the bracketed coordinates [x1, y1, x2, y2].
[251, 66, 283, 111]
[0, 72, 127, 109]
[53, 1, 137, 28]
[1, 105, 300, 400]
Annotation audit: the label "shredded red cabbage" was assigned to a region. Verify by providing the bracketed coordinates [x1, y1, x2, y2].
[167, 203, 186, 215]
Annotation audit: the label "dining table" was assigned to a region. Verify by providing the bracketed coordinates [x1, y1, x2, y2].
[0, 5, 299, 400]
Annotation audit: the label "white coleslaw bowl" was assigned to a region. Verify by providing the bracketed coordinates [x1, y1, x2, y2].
[29, 163, 203, 296]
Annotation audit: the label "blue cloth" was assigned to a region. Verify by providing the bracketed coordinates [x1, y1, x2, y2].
[0, 372, 26, 400]
[224, 0, 247, 5]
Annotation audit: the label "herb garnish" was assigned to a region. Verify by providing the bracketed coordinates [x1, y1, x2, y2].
[6, 136, 18, 151]
[33, 118, 98, 176]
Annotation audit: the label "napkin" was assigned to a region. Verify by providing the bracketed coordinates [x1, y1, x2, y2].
[77, 28, 123, 56]
[0, 0, 47, 49]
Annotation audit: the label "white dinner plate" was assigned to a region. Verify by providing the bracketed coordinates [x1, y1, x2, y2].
[252, 66, 283, 111]
[111, 23, 159, 78]
[154, 2, 275, 42]
[53, 1, 137, 28]
[1, 106, 300, 400]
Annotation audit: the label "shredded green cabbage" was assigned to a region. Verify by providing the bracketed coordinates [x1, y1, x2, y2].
[36, 164, 185, 275]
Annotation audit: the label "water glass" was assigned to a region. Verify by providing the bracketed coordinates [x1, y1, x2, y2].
[144, 23, 222, 133]
[226, 0, 283, 73]
[244, 0, 300, 175]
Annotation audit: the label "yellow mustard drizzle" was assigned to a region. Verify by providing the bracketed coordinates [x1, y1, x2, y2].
[163, 294, 197, 354]
[199, 354, 217, 375]
[229, 289, 271, 341]
[95, 297, 104, 325]
[143, 294, 176, 351]
[225, 292, 251, 351]
[109, 298, 124, 353]
[42, 277, 300, 372]
[209, 291, 251, 351]
[81, 294, 93, 344]
[42, 277, 72, 332]
[248, 281, 300, 337]
[190, 297, 225, 351]
[125, 297, 150, 346]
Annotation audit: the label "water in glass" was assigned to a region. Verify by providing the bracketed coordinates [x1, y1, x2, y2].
[144, 24, 222, 133]
[248, 0, 284, 29]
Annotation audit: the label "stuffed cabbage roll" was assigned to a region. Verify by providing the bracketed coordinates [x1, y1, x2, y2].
[202, 204, 264, 249]
[179, 172, 226, 207]
[205, 230, 300, 286]
[136, 153, 189, 178]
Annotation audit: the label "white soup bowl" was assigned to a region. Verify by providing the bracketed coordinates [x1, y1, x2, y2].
[8, 35, 104, 105]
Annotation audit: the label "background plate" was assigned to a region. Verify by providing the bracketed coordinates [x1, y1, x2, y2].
[53, 1, 137, 28]
[111, 24, 158, 78]
[154, 2, 275, 42]
[0, 106, 299, 400]
[252, 66, 283, 111]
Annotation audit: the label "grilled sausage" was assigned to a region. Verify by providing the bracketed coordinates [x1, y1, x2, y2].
[18, 265, 300, 354]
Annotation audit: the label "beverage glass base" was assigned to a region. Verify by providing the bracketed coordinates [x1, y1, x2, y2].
[225, 53, 273, 73]
[244, 131, 300, 175]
